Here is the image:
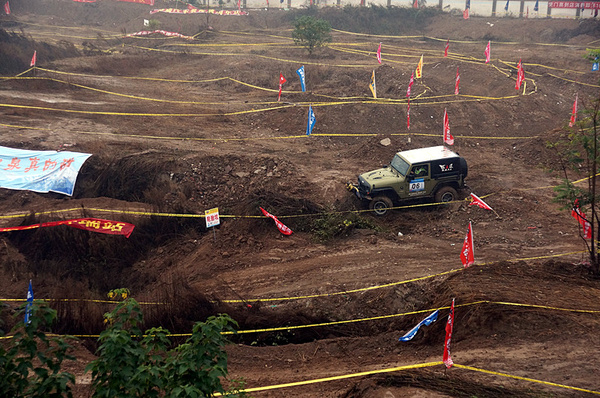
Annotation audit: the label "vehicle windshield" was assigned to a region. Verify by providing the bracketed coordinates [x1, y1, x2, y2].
[390, 154, 409, 176]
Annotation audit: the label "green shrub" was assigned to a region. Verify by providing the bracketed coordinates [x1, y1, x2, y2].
[86, 290, 247, 398]
[0, 303, 75, 398]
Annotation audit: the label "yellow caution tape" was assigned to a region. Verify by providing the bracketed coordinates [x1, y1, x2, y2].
[453, 364, 600, 395]
[215, 362, 444, 394]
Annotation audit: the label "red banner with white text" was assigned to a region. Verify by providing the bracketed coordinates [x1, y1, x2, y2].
[549, 1, 600, 8]
[0, 218, 135, 238]
[150, 7, 248, 15]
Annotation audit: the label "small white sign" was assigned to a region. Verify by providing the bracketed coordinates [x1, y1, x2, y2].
[205, 207, 220, 228]
[143, 19, 150, 27]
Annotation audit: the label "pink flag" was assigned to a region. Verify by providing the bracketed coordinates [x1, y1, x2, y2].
[463, 8, 469, 18]
[237, 0, 241, 9]
[443, 109, 454, 145]
[30, 50, 37, 67]
[444, 40, 449, 57]
[406, 72, 414, 98]
[460, 222, 474, 267]
[515, 59, 524, 90]
[469, 193, 493, 211]
[187, 3, 198, 9]
[484, 41, 491, 63]
[376, 42, 382, 64]
[4, 0, 10, 14]
[278, 73, 286, 102]
[572, 202, 592, 239]
[454, 67, 460, 95]
[260, 207, 292, 235]
[569, 94, 578, 127]
[407, 98, 411, 130]
[443, 298, 455, 368]
[413, 0, 418, 8]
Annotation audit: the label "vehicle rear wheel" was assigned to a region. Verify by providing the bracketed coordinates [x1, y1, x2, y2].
[435, 186, 458, 203]
[369, 196, 393, 216]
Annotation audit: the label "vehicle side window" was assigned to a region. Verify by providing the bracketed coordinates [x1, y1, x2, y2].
[411, 164, 429, 178]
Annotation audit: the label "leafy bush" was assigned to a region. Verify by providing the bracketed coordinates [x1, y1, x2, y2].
[86, 290, 247, 398]
[0, 303, 75, 398]
[292, 15, 332, 55]
[311, 212, 380, 242]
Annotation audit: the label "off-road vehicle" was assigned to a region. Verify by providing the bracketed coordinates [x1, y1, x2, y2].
[347, 145, 468, 215]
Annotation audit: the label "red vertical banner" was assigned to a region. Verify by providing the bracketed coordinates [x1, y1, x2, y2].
[484, 41, 491, 63]
[376, 42, 382, 64]
[30, 50, 37, 67]
[443, 298, 455, 368]
[515, 59, 524, 90]
[454, 67, 460, 95]
[406, 98, 410, 130]
[569, 93, 578, 127]
[460, 221, 475, 267]
[278, 73, 286, 102]
[443, 108, 454, 145]
[444, 39, 449, 57]
[4, 0, 10, 14]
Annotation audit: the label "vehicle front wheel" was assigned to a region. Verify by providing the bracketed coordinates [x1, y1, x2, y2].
[434, 186, 458, 203]
[369, 196, 393, 216]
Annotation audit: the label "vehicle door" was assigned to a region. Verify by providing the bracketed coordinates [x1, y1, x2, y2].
[407, 163, 430, 197]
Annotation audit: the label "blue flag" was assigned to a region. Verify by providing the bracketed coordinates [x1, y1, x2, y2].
[296, 65, 306, 92]
[504, 0, 509, 10]
[24, 280, 33, 324]
[399, 310, 439, 341]
[533, 0, 538, 11]
[593, 57, 599, 71]
[306, 105, 316, 136]
[465, 0, 470, 8]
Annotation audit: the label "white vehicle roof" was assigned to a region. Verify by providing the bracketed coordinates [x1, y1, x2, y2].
[398, 145, 459, 163]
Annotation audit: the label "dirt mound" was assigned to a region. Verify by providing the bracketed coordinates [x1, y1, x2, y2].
[0, 29, 79, 75]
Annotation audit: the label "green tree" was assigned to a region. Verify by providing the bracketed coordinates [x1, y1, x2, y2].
[86, 289, 246, 398]
[551, 92, 600, 275]
[0, 303, 75, 398]
[292, 15, 332, 55]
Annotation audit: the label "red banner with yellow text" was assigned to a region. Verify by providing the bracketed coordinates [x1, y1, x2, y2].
[119, 0, 154, 5]
[0, 218, 135, 238]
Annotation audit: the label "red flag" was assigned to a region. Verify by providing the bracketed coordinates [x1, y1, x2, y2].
[569, 93, 578, 127]
[454, 67, 460, 95]
[407, 98, 410, 130]
[376, 42, 382, 64]
[442, 298, 455, 368]
[463, 7, 469, 18]
[460, 222, 474, 267]
[278, 73, 286, 102]
[572, 203, 592, 239]
[469, 193, 493, 211]
[187, 3, 198, 9]
[0, 218, 135, 238]
[4, 0, 10, 14]
[237, 0, 241, 9]
[443, 108, 454, 145]
[444, 40, 449, 57]
[406, 72, 414, 98]
[30, 50, 36, 67]
[413, 0, 418, 8]
[515, 59, 524, 90]
[260, 207, 292, 235]
[484, 41, 491, 63]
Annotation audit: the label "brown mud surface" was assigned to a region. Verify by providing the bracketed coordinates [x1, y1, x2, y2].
[1, 1, 600, 397]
